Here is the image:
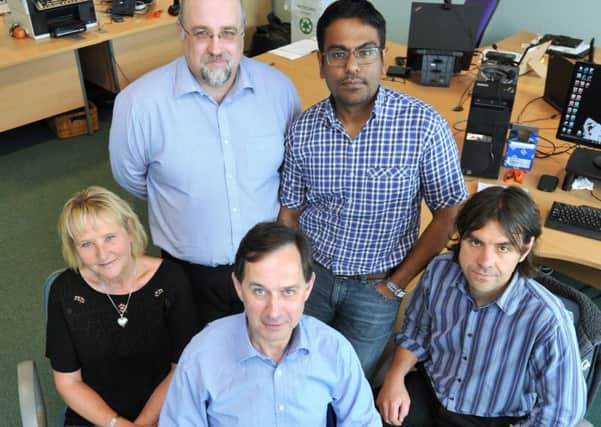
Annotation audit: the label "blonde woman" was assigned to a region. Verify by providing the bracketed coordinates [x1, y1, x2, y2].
[47, 186, 199, 427]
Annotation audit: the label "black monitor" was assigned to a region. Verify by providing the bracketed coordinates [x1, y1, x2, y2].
[556, 61, 601, 171]
[407, 1, 482, 72]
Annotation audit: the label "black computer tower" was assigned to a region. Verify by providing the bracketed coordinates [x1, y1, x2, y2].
[461, 63, 519, 179]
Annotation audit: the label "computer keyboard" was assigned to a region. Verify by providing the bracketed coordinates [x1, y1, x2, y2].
[545, 201, 601, 241]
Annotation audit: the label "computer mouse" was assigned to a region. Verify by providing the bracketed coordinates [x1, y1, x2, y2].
[593, 156, 601, 170]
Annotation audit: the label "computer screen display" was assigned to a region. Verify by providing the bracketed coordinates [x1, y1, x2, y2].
[556, 61, 601, 150]
[406, 2, 481, 72]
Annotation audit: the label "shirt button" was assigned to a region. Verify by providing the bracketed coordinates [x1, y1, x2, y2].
[276, 370, 282, 377]
[463, 356, 467, 361]
[279, 404, 285, 411]
[467, 333, 473, 338]
[457, 378, 462, 383]
[232, 208, 238, 213]
[224, 139, 229, 145]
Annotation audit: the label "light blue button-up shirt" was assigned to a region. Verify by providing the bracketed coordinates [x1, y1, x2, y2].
[159, 313, 382, 427]
[110, 56, 301, 265]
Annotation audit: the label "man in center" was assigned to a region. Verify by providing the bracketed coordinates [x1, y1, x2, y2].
[278, 0, 468, 376]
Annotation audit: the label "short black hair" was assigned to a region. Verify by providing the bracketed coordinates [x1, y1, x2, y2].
[316, 0, 386, 53]
[234, 222, 313, 282]
[449, 186, 541, 277]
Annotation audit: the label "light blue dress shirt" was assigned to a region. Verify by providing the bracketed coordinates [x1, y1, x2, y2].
[396, 252, 586, 426]
[110, 56, 301, 265]
[159, 313, 382, 427]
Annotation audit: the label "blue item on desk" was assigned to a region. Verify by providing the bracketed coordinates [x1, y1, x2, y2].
[504, 123, 538, 171]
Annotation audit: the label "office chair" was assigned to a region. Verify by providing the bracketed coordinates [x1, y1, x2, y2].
[536, 272, 601, 427]
[464, 0, 499, 47]
[17, 269, 66, 427]
[17, 360, 48, 427]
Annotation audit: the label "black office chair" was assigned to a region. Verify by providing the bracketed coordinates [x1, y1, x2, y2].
[17, 269, 66, 427]
[464, 0, 499, 47]
[536, 272, 601, 426]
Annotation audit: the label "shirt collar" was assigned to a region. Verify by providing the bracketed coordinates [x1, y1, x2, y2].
[322, 84, 386, 128]
[452, 267, 526, 314]
[235, 313, 310, 364]
[173, 56, 254, 100]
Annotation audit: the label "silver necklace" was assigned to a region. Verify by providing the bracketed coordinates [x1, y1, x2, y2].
[105, 291, 132, 327]
[103, 262, 136, 327]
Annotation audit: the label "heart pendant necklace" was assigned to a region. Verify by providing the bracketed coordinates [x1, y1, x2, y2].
[106, 291, 132, 327]
[103, 261, 136, 328]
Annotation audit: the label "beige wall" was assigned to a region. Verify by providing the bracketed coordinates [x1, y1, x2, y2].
[243, 0, 271, 51]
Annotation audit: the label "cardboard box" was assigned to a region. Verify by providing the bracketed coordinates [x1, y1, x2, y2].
[46, 102, 99, 139]
[503, 124, 538, 171]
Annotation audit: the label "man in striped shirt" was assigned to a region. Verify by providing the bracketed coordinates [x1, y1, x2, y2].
[377, 186, 586, 427]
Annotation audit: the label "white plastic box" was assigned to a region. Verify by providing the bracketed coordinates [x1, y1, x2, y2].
[290, 0, 334, 42]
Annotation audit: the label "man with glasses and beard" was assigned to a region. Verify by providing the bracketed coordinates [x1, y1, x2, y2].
[110, 0, 301, 328]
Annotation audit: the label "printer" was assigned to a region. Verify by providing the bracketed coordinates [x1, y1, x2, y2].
[6, 0, 97, 39]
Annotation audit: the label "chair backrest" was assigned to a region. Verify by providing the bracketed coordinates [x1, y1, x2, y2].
[464, 0, 499, 47]
[18, 269, 67, 427]
[17, 360, 48, 427]
[43, 269, 65, 321]
[537, 273, 601, 409]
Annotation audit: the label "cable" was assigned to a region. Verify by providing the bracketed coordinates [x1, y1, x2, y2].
[114, 58, 131, 86]
[451, 73, 476, 112]
[516, 96, 544, 123]
[452, 119, 467, 132]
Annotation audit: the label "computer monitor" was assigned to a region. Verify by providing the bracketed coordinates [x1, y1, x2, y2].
[556, 61, 601, 170]
[544, 53, 574, 111]
[406, 1, 482, 72]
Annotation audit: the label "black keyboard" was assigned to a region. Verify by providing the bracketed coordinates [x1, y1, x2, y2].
[545, 201, 601, 241]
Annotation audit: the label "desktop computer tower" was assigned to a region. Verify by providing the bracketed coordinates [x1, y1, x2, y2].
[461, 63, 518, 179]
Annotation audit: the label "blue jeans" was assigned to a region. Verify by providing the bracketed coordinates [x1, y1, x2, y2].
[305, 261, 401, 378]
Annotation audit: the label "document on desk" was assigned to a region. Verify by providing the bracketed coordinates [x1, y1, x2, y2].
[270, 39, 318, 60]
[547, 40, 591, 58]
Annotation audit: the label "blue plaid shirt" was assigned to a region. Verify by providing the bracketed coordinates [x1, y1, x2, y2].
[279, 87, 467, 275]
[396, 252, 587, 425]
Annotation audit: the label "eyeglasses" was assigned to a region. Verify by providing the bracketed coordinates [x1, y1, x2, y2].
[322, 47, 381, 67]
[179, 21, 244, 43]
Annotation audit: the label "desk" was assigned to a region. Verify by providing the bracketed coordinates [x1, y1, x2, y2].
[256, 32, 601, 287]
[0, 0, 181, 132]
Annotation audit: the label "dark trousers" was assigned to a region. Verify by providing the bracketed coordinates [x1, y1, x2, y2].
[388, 366, 527, 427]
[162, 251, 244, 328]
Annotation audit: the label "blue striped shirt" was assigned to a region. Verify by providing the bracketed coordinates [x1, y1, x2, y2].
[279, 87, 467, 275]
[396, 252, 587, 425]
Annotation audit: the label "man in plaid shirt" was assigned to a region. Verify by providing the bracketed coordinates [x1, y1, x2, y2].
[278, 0, 468, 377]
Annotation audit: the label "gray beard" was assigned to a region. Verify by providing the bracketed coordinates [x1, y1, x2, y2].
[200, 62, 232, 87]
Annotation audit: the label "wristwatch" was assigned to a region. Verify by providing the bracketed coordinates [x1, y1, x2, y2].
[385, 280, 406, 299]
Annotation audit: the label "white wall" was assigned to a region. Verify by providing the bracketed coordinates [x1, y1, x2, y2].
[274, 0, 601, 48]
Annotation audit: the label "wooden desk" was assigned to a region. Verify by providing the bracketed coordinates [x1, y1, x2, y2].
[256, 33, 601, 286]
[0, 0, 180, 132]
